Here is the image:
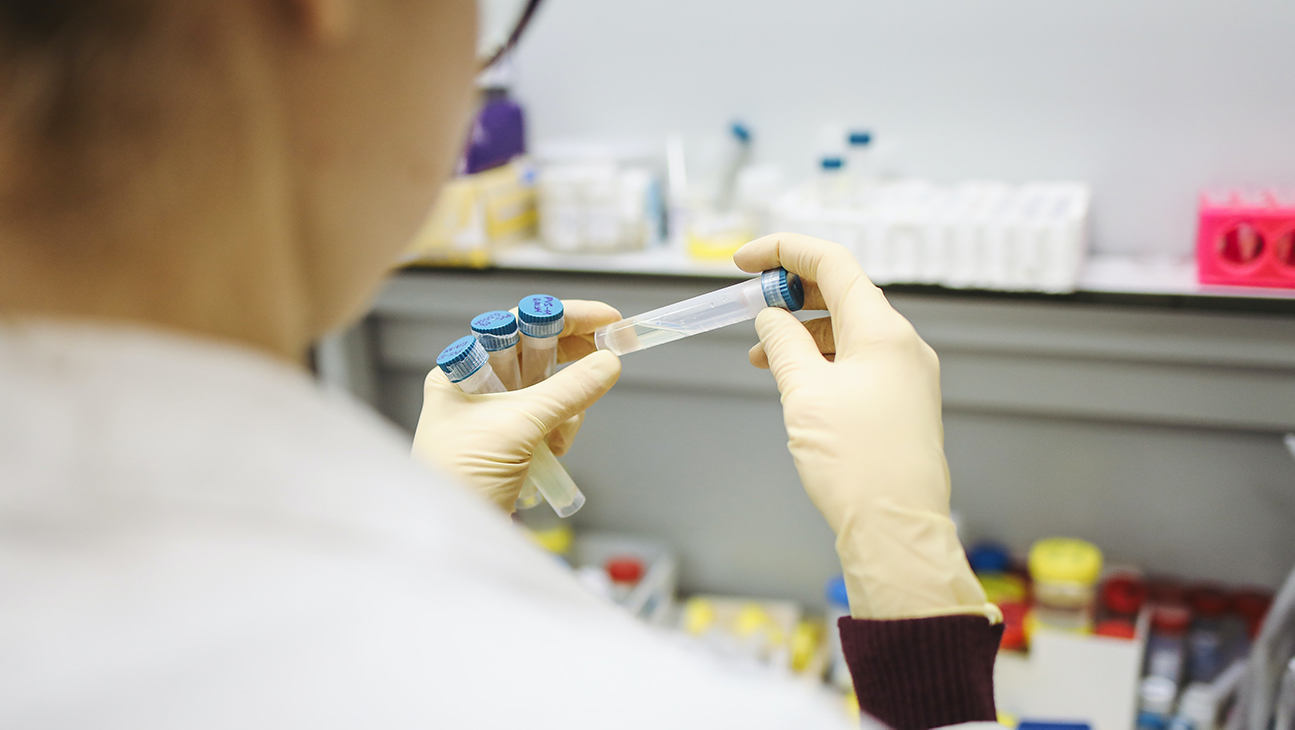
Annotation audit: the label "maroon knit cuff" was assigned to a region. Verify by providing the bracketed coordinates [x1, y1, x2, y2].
[838, 614, 1003, 729]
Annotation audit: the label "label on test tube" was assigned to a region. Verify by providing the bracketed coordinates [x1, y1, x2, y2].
[594, 268, 804, 356]
[517, 295, 564, 387]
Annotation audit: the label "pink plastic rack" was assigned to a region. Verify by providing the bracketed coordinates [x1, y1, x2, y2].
[1197, 189, 1295, 288]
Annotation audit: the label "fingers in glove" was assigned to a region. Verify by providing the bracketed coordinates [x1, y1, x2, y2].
[510, 350, 620, 444]
[749, 315, 835, 369]
[733, 233, 916, 359]
[753, 308, 825, 393]
[546, 413, 585, 456]
[557, 300, 622, 364]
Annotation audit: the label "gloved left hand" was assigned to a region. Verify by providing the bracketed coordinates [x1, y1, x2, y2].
[411, 300, 623, 511]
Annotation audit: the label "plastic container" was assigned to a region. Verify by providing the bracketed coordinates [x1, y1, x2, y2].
[606, 556, 645, 602]
[471, 310, 522, 391]
[816, 156, 850, 209]
[593, 268, 804, 356]
[1137, 675, 1178, 730]
[1103, 572, 1150, 619]
[1196, 189, 1295, 289]
[470, 311, 535, 509]
[1146, 604, 1191, 683]
[1028, 537, 1103, 633]
[1186, 584, 1230, 684]
[845, 130, 873, 193]
[436, 336, 585, 518]
[572, 532, 677, 624]
[518, 294, 563, 387]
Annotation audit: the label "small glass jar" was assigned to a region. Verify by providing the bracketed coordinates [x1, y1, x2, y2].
[1029, 537, 1103, 633]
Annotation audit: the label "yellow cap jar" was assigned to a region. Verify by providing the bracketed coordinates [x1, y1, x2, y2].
[1028, 537, 1103, 634]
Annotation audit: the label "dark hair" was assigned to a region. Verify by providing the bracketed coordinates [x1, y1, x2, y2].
[0, 0, 130, 45]
[0, 0, 154, 215]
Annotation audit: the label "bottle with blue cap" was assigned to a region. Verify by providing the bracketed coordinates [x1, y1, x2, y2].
[435, 335, 586, 518]
[517, 294, 564, 387]
[817, 154, 849, 209]
[471, 310, 522, 391]
[593, 267, 805, 356]
[845, 129, 874, 202]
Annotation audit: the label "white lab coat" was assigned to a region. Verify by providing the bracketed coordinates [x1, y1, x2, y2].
[0, 321, 863, 729]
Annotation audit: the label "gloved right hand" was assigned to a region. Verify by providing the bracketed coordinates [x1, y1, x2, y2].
[735, 233, 997, 622]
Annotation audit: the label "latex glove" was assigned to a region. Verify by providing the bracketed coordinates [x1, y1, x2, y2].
[736, 233, 997, 622]
[411, 301, 622, 512]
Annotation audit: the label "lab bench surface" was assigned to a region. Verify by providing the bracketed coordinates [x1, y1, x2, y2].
[321, 267, 1295, 607]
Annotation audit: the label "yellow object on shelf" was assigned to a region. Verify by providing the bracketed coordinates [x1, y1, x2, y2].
[686, 228, 750, 262]
[682, 598, 717, 637]
[529, 525, 573, 556]
[1029, 537, 1103, 586]
[789, 619, 823, 673]
[843, 690, 860, 724]
[1029, 537, 1103, 635]
[401, 160, 537, 268]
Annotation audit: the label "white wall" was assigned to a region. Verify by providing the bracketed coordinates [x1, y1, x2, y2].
[511, 0, 1295, 257]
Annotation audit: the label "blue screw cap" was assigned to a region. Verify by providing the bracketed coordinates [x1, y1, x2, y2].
[471, 310, 519, 352]
[517, 295, 564, 338]
[761, 268, 804, 312]
[967, 542, 1012, 574]
[847, 130, 872, 147]
[825, 575, 849, 608]
[820, 156, 843, 170]
[436, 335, 489, 383]
[731, 121, 752, 144]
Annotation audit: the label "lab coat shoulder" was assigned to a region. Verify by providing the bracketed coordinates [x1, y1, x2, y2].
[0, 323, 860, 730]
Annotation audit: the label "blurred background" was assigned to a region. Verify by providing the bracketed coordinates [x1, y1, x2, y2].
[318, 2, 1295, 724]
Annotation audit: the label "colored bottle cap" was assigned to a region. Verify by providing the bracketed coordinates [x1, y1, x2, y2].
[470, 310, 520, 352]
[847, 130, 872, 147]
[1186, 584, 1230, 618]
[605, 556, 644, 585]
[1102, 572, 1148, 616]
[731, 121, 752, 144]
[1151, 604, 1191, 635]
[761, 268, 805, 311]
[825, 575, 849, 608]
[1028, 537, 1103, 586]
[1147, 579, 1188, 606]
[436, 336, 488, 383]
[968, 542, 1012, 574]
[517, 294, 564, 338]
[820, 156, 844, 170]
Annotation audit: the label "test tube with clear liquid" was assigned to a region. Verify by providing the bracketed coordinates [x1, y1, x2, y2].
[594, 268, 804, 356]
[470, 310, 537, 509]
[436, 336, 585, 518]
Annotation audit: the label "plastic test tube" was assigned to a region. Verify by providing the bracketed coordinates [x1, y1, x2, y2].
[593, 268, 804, 356]
[471, 310, 523, 392]
[436, 336, 586, 518]
[518, 294, 564, 387]
[469, 310, 538, 509]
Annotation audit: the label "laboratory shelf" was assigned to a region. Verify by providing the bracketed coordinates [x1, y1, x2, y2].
[404, 243, 1295, 316]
